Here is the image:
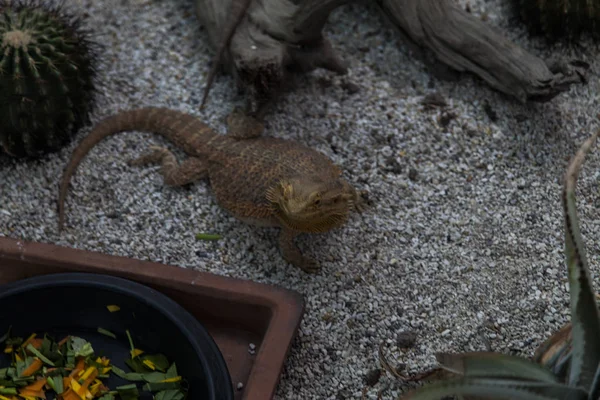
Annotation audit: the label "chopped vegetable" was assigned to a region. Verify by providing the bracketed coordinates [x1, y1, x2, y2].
[139, 354, 169, 373]
[0, 327, 11, 345]
[26, 344, 55, 366]
[21, 334, 37, 350]
[154, 390, 186, 400]
[71, 337, 94, 358]
[0, 330, 188, 399]
[195, 232, 222, 241]
[20, 358, 42, 377]
[106, 305, 120, 313]
[47, 375, 64, 394]
[110, 366, 144, 382]
[19, 377, 47, 398]
[97, 328, 116, 339]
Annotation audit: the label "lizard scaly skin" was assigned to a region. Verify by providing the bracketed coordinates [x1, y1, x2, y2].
[57, 107, 366, 273]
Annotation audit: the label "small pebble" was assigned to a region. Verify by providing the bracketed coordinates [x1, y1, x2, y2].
[364, 368, 381, 387]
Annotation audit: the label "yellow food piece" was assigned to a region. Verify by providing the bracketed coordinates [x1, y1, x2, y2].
[130, 349, 144, 358]
[95, 357, 110, 367]
[142, 360, 156, 370]
[89, 381, 103, 396]
[69, 378, 87, 400]
[106, 305, 120, 313]
[160, 376, 182, 383]
[80, 367, 96, 381]
[21, 334, 36, 348]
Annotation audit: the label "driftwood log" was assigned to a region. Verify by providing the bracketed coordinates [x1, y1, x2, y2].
[194, 0, 590, 117]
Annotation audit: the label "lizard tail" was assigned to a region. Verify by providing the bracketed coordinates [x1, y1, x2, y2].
[57, 107, 216, 232]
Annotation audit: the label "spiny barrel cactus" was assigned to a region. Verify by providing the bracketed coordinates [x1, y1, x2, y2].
[513, 0, 600, 40]
[396, 127, 600, 400]
[0, 0, 100, 158]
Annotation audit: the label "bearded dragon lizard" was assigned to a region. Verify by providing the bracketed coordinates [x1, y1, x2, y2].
[57, 107, 366, 273]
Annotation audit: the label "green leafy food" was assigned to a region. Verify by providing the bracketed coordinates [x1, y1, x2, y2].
[165, 363, 178, 380]
[116, 383, 139, 400]
[140, 354, 170, 372]
[154, 390, 186, 400]
[195, 232, 222, 241]
[142, 372, 170, 383]
[47, 374, 64, 394]
[125, 357, 147, 373]
[143, 381, 181, 392]
[0, 327, 11, 345]
[26, 343, 55, 366]
[71, 336, 95, 358]
[0, 328, 188, 399]
[97, 328, 117, 339]
[110, 365, 145, 382]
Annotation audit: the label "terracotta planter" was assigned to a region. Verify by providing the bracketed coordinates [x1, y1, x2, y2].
[0, 236, 305, 400]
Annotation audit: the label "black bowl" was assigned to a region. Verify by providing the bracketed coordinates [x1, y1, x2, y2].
[0, 272, 234, 400]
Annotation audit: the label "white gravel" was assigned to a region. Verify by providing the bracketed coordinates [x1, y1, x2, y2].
[2, 0, 600, 399]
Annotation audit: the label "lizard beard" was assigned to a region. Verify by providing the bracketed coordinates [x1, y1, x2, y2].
[275, 209, 351, 233]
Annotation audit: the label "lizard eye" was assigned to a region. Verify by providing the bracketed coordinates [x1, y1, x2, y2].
[313, 194, 322, 206]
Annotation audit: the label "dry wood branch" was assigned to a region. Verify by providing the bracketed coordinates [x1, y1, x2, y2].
[374, 0, 589, 102]
[195, 0, 350, 115]
[195, 0, 590, 115]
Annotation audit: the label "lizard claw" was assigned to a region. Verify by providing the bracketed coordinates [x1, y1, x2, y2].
[279, 230, 321, 274]
[354, 189, 369, 213]
[295, 256, 321, 274]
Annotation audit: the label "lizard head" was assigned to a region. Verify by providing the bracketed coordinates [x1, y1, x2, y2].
[266, 177, 356, 233]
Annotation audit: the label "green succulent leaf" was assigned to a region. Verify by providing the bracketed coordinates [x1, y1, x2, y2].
[589, 361, 600, 400]
[562, 129, 600, 389]
[551, 349, 572, 380]
[435, 352, 559, 383]
[400, 378, 587, 400]
[545, 342, 571, 371]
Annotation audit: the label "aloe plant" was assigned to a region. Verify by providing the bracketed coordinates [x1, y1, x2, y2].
[397, 129, 600, 400]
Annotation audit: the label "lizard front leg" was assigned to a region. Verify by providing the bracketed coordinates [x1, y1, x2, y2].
[278, 228, 320, 273]
[353, 187, 369, 213]
[128, 146, 208, 186]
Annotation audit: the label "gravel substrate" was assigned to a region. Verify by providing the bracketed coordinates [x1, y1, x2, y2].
[2, 0, 600, 398]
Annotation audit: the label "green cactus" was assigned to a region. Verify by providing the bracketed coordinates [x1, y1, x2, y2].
[392, 127, 600, 400]
[0, 0, 101, 158]
[513, 0, 600, 40]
